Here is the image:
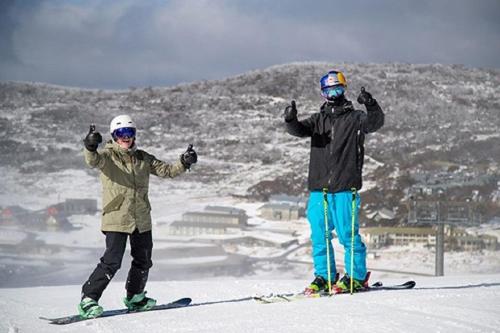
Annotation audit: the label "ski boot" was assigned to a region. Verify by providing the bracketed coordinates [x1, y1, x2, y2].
[333, 272, 370, 294]
[123, 291, 157, 312]
[304, 274, 339, 296]
[78, 297, 104, 319]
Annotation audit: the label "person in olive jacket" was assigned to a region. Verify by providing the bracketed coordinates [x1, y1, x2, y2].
[78, 114, 197, 319]
[284, 70, 384, 295]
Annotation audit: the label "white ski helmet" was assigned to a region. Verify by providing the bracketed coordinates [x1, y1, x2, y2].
[110, 115, 136, 133]
[110, 115, 137, 141]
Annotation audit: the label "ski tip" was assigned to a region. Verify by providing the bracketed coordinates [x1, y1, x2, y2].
[404, 281, 416, 288]
[175, 297, 192, 306]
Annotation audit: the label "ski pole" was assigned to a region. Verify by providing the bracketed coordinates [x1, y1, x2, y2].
[323, 188, 332, 295]
[350, 188, 357, 294]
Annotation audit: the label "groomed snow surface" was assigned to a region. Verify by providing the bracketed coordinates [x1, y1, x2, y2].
[1, 171, 500, 332]
[2, 273, 500, 333]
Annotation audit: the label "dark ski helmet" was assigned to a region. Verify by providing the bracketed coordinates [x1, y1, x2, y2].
[320, 70, 347, 101]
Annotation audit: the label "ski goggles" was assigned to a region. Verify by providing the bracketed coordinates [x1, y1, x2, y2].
[321, 85, 345, 99]
[113, 127, 136, 139]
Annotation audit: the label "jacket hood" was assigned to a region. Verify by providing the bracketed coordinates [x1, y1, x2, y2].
[104, 140, 137, 154]
[321, 99, 354, 117]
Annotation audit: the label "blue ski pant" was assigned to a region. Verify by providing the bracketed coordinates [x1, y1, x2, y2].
[306, 190, 367, 281]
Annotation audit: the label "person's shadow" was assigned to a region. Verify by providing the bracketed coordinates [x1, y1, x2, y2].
[414, 282, 500, 290]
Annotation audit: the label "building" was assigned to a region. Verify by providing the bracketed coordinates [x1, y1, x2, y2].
[204, 205, 246, 215]
[361, 226, 498, 251]
[56, 199, 98, 215]
[269, 194, 308, 209]
[449, 228, 498, 251]
[1, 199, 96, 231]
[217, 233, 298, 248]
[365, 208, 396, 225]
[203, 206, 248, 225]
[1, 206, 32, 225]
[182, 211, 247, 227]
[166, 221, 243, 236]
[259, 203, 302, 221]
[1, 205, 72, 230]
[361, 227, 435, 248]
[257, 194, 307, 221]
[166, 206, 248, 236]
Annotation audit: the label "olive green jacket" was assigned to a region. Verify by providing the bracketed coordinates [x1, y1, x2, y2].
[84, 141, 186, 233]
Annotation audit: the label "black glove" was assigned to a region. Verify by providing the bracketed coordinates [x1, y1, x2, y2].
[284, 100, 298, 122]
[357, 87, 375, 106]
[180, 144, 197, 169]
[83, 124, 102, 152]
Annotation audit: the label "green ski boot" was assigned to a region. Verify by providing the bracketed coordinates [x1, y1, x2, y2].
[334, 273, 369, 293]
[78, 297, 104, 319]
[123, 291, 156, 311]
[304, 273, 339, 296]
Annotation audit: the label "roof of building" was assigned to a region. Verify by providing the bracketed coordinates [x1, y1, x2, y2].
[169, 221, 245, 229]
[366, 208, 396, 220]
[361, 227, 435, 235]
[183, 211, 244, 219]
[204, 206, 247, 215]
[258, 203, 301, 211]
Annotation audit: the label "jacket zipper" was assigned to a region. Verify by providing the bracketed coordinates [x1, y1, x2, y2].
[328, 114, 335, 188]
[131, 154, 137, 224]
[356, 129, 361, 172]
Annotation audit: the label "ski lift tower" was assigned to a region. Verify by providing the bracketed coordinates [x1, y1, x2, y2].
[408, 187, 481, 276]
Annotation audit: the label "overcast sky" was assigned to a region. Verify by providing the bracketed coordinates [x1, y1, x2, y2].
[1, 0, 499, 89]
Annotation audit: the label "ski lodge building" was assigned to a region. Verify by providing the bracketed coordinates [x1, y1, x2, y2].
[258, 194, 307, 221]
[166, 206, 248, 236]
[360, 226, 498, 251]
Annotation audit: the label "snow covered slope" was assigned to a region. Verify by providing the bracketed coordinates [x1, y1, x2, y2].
[1, 62, 499, 219]
[2, 274, 500, 333]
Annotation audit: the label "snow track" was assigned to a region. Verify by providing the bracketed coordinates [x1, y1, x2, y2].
[1, 274, 500, 332]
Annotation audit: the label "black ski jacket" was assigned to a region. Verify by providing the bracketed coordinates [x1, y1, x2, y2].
[286, 98, 384, 193]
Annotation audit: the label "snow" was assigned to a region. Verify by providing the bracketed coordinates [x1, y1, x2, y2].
[474, 133, 500, 141]
[0, 228, 28, 245]
[156, 256, 228, 265]
[2, 200, 500, 333]
[3, 214, 499, 333]
[2, 178, 500, 333]
[1, 274, 500, 333]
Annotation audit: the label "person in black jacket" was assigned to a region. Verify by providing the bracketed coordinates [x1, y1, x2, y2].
[284, 70, 384, 294]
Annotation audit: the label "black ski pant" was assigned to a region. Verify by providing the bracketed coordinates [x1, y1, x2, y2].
[81, 229, 153, 301]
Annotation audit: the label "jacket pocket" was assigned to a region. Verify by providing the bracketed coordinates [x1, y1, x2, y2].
[102, 194, 125, 215]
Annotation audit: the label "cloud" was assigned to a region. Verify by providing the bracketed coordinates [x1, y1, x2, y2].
[0, 0, 499, 88]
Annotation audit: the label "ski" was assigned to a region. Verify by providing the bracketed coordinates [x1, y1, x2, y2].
[40, 297, 192, 325]
[254, 280, 416, 304]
